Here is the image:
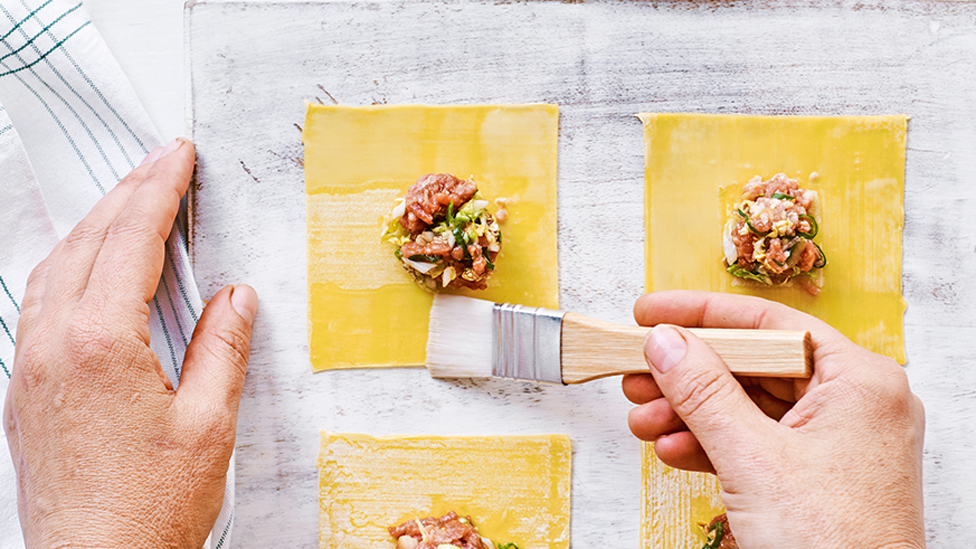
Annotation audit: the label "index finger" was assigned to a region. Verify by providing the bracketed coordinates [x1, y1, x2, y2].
[634, 290, 837, 334]
[84, 138, 195, 310]
[634, 290, 857, 379]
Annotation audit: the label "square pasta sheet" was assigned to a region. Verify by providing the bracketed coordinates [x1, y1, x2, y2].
[317, 432, 572, 549]
[640, 113, 907, 363]
[640, 113, 906, 549]
[303, 104, 559, 371]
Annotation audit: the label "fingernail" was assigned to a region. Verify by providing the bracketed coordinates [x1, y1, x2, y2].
[159, 137, 187, 159]
[139, 146, 164, 166]
[645, 325, 687, 373]
[230, 284, 258, 324]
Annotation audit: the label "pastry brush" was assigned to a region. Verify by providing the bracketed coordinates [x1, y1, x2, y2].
[426, 294, 813, 383]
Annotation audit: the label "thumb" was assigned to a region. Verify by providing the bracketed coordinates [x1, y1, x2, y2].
[644, 324, 771, 461]
[177, 284, 258, 410]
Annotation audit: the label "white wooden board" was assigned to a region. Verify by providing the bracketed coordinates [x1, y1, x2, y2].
[186, 1, 976, 547]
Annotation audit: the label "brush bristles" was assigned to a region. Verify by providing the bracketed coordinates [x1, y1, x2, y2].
[426, 294, 494, 378]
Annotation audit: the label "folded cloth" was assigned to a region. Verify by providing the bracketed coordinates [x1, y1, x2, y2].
[0, 1, 233, 547]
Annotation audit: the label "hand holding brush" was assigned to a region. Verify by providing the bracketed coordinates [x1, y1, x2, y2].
[425, 294, 813, 384]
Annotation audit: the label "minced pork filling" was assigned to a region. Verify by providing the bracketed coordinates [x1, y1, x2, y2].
[389, 511, 488, 549]
[383, 173, 503, 291]
[723, 173, 826, 295]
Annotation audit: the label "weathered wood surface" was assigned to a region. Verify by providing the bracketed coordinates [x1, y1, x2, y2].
[186, 1, 976, 547]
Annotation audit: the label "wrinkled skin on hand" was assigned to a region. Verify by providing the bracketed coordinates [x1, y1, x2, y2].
[4, 138, 258, 549]
[624, 291, 925, 549]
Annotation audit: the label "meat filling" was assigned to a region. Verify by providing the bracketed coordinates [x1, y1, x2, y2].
[389, 511, 487, 549]
[382, 173, 503, 291]
[704, 513, 737, 549]
[401, 173, 478, 235]
[723, 173, 826, 295]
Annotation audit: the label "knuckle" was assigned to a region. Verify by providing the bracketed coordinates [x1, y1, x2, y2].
[200, 326, 251, 376]
[850, 354, 923, 429]
[63, 313, 110, 361]
[144, 168, 186, 196]
[886, 378, 920, 424]
[61, 305, 132, 367]
[911, 394, 926, 433]
[63, 220, 108, 250]
[25, 259, 51, 289]
[873, 360, 913, 405]
[15, 304, 42, 346]
[14, 338, 50, 392]
[669, 366, 736, 420]
[912, 393, 925, 417]
[107, 211, 159, 244]
[116, 168, 145, 188]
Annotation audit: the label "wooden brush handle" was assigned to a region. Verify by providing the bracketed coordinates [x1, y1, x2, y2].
[560, 313, 812, 384]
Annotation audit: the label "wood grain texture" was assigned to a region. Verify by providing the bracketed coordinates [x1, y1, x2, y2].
[561, 313, 812, 383]
[186, 1, 976, 547]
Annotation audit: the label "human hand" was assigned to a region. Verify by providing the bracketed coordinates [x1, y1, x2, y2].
[4, 138, 258, 549]
[623, 291, 925, 549]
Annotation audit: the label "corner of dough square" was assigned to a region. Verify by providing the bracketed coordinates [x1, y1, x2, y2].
[303, 104, 560, 371]
[317, 432, 572, 549]
[639, 113, 907, 362]
[640, 441, 724, 549]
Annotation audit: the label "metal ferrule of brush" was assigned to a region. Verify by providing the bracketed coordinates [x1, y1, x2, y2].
[492, 303, 567, 384]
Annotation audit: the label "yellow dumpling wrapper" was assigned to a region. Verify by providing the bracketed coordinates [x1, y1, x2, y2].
[640, 113, 907, 363]
[639, 113, 907, 549]
[640, 443, 724, 549]
[303, 104, 559, 371]
[317, 432, 572, 549]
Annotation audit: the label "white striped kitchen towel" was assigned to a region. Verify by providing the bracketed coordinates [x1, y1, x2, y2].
[0, 1, 234, 547]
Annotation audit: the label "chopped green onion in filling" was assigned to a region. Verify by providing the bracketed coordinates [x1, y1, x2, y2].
[812, 241, 827, 268]
[727, 263, 771, 284]
[702, 521, 724, 549]
[797, 214, 818, 238]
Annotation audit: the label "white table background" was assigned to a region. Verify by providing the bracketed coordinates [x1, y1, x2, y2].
[89, 0, 975, 547]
